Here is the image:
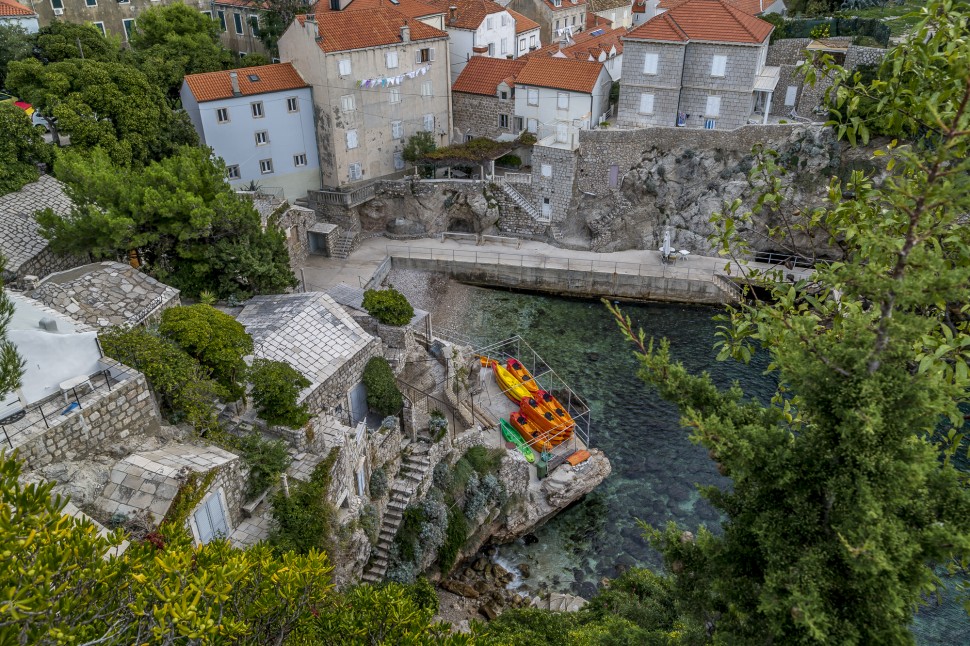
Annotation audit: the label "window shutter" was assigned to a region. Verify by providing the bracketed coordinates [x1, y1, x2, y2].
[711, 55, 726, 77]
[347, 129, 358, 149]
[416, 50, 422, 64]
[785, 85, 797, 106]
[643, 53, 658, 75]
[429, 47, 435, 61]
[557, 92, 569, 109]
[639, 93, 654, 114]
[423, 114, 435, 132]
[706, 95, 721, 116]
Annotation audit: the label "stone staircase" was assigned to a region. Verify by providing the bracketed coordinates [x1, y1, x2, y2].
[500, 182, 548, 224]
[360, 447, 432, 583]
[332, 230, 360, 259]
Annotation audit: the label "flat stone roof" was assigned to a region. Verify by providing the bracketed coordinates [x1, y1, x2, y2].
[237, 292, 375, 387]
[0, 175, 72, 276]
[30, 261, 180, 328]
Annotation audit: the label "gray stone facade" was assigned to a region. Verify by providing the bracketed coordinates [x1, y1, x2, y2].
[16, 361, 162, 470]
[617, 41, 685, 127]
[453, 92, 519, 141]
[303, 337, 382, 422]
[531, 144, 577, 240]
[508, 0, 586, 45]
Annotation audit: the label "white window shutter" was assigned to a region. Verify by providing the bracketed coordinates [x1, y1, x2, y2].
[557, 92, 569, 109]
[639, 93, 654, 114]
[785, 85, 798, 106]
[643, 53, 658, 75]
[429, 47, 435, 61]
[711, 55, 726, 77]
[347, 129, 358, 149]
[416, 50, 422, 64]
[706, 95, 721, 116]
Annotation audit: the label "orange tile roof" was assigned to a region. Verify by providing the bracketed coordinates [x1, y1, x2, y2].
[184, 63, 309, 103]
[625, 0, 772, 44]
[586, 12, 613, 30]
[0, 0, 34, 16]
[541, 0, 587, 11]
[314, 0, 443, 20]
[453, 56, 528, 95]
[529, 26, 624, 60]
[588, 0, 632, 10]
[509, 9, 540, 34]
[430, 0, 506, 30]
[297, 8, 448, 53]
[515, 56, 604, 94]
[661, 0, 770, 12]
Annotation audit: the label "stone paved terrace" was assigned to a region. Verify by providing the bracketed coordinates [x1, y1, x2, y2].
[0, 175, 74, 278]
[230, 510, 273, 548]
[300, 236, 815, 300]
[29, 261, 180, 328]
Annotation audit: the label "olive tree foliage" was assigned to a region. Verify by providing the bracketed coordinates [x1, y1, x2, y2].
[0, 260, 25, 405]
[0, 104, 53, 196]
[609, 4, 970, 643]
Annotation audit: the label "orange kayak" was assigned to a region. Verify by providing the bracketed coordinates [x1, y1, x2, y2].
[510, 412, 553, 453]
[506, 358, 541, 394]
[520, 396, 572, 445]
[537, 390, 575, 431]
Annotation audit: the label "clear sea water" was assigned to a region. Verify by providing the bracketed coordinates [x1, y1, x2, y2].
[444, 287, 969, 644]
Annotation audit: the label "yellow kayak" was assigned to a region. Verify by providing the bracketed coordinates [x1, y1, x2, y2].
[492, 360, 532, 404]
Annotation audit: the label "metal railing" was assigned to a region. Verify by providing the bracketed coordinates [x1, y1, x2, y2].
[751, 250, 816, 269]
[0, 364, 140, 449]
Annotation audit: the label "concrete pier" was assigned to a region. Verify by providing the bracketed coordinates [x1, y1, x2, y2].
[300, 236, 811, 305]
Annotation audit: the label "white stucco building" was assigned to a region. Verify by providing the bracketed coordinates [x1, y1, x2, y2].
[0, 0, 39, 32]
[514, 56, 612, 143]
[433, 0, 520, 82]
[180, 63, 321, 201]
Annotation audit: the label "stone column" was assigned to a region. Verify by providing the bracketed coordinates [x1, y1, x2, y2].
[762, 91, 773, 125]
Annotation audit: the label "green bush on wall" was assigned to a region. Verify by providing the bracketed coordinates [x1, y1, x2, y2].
[362, 357, 403, 416]
[362, 287, 415, 326]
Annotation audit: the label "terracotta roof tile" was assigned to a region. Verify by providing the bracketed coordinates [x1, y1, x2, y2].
[529, 26, 624, 60]
[515, 56, 604, 93]
[586, 12, 613, 30]
[509, 9, 540, 34]
[587, 0, 631, 11]
[297, 8, 448, 53]
[453, 56, 527, 95]
[625, 0, 772, 44]
[541, 0, 587, 11]
[430, 0, 506, 30]
[661, 0, 770, 12]
[184, 63, 309, 103]
[314, 0, 443, 20]
[0, 0, 34, 16]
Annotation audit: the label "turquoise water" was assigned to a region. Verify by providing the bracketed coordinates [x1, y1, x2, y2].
[445, 287, 969, 643]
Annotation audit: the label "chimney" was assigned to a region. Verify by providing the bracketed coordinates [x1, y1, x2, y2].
[305, 13, 320, 41]
[39, 317, 58, 333]
[229, 71, 241, 97]
[449, 5, 456, 22]
[401, 22, 410, 43]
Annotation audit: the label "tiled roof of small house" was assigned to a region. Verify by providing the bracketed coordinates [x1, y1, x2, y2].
[237, 293, 375, 389]
[431, 0, 507, 30]
[625, 0, 772, 44]
[659, 0, 775, 13]
[509, 9, 540, 34]
[586, 12, 613, 30]
[315, 0, 443, 20]
[587, 0, 632, 11]
[453, 56, 527, 95]
[0, 175, 73, 278]
[184, 63, 308, 103]
[531, 26, 624, 60]
[296, 7, 448, 53]
[515, 56, 605, 93]
[541, 0, 587, 10]
[30, 261, 179, 329]
[0, 0, 34, 16]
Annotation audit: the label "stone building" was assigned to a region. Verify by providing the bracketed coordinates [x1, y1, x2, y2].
[248, 191, 317, 272]
[632, 0, 785, 27]
[529, 25, 625, 81]
[181, 63, 322, 202]
[618, 0, 776, 130]
[0, 0, 38, 32]
[208, 0, 273, 59]
[452, 56, 528, 140]
[236, 292, 381, 423]
[0, 175, 83, 284]
[28, 261, 181, 329]
[279, 2, 452, 190]
[511, 8, 542, 56]
[507, 0, 587, 46]
[587, 0, 632, 29]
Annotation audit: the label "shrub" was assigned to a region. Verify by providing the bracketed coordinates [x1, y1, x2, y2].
[368, 467, 388, 499]
[269, 448, 340, 555]
[463, 472, 488, 519]
[362, 287, 414, 326]
[233, 431, 291, 499]
[495, 154, 521, 168]
[432, 461, 453, 491]
[362, 357, 403, 416]
[464, 446, 504, 476]
[358, 503, 378, 544]
[248, 358, 311, 428]
[437, 506, 468, 574]
[428, 409, 448, 442]
[406, 578, 439, 615]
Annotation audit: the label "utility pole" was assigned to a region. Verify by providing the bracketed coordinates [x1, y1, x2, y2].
[76, 37, 84, 59]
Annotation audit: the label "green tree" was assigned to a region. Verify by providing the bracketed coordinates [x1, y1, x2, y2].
[0, 23, 31, 88]
[0, 260, 25, 406]
[129, 4, 232, 97]
[159, 304, 253, 400]
[362, 287, 415, 326]
[6, 58, 193, 166]
[0, 104, 53, 195]
[248, 358, 311, 429]
[99, 326, 225, 433]
[403, 131, 437, 163]
[607, 5, 970, 642]
[236, 53, 272, 67]
[33, 21, 120, 63]
[258, 0, 309, 57]
[37, 146, 297, 298]
[362, 356, 403, 416]
[270, 448, 340, 556]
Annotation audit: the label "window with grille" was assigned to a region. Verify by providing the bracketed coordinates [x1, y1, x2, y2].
[557, 92, 569, 110]
[259, 159, 274, 174]
[254, 130, 268, 145]
[423, 114, 434, 132]
[421, 81, 433, 97]
[389, 88, 401, 104]
[233, 12, 244, 35]
[391, 120, 403, 140]
[340, 95, 355, 112]
[499, 114, 509, 128]
[349, 162, 362, 180]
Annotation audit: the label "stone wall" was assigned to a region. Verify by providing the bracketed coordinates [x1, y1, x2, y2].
[276, 205, 316, 271]
[453, 92, 518, 141]
[302, 337, 382, 422]
[493, 184, 550, 238]
[210, 455, 247, 527]
[617, 40, 686, 128]
[17, 364, 162, 470]
[531, 145, 577, 241]
[13, 248, 88, 287]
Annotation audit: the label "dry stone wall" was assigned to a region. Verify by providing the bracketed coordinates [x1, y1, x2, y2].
[303, 337, 382, 421]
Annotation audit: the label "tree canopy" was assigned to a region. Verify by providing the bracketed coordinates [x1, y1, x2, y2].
[129, 4, 232, 97]
[0, 104, 52, 196]
[32, 21, 119, 64]
[0, 23, 32, 88]
[37, 146, 296, 298]
[0, 259, 25, 405]
[606, 3, 970, 642]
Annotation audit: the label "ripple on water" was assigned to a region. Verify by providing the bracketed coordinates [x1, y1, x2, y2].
[435, 285, 967, 644]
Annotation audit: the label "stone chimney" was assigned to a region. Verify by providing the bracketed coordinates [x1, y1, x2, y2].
[401, 22, 410, 43]
[229, 71, 241, 97]
[305, 13, 320, 42]
[449, 5, 457, 23]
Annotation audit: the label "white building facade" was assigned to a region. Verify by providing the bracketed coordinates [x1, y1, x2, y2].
[0, 0, 39, 32]
[180, 63, 322, 201]
[439, 1, 521, 83]
[513, 57, 612, 143]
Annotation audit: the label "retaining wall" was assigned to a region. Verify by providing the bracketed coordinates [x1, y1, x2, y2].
[388, 256, 727, 305]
